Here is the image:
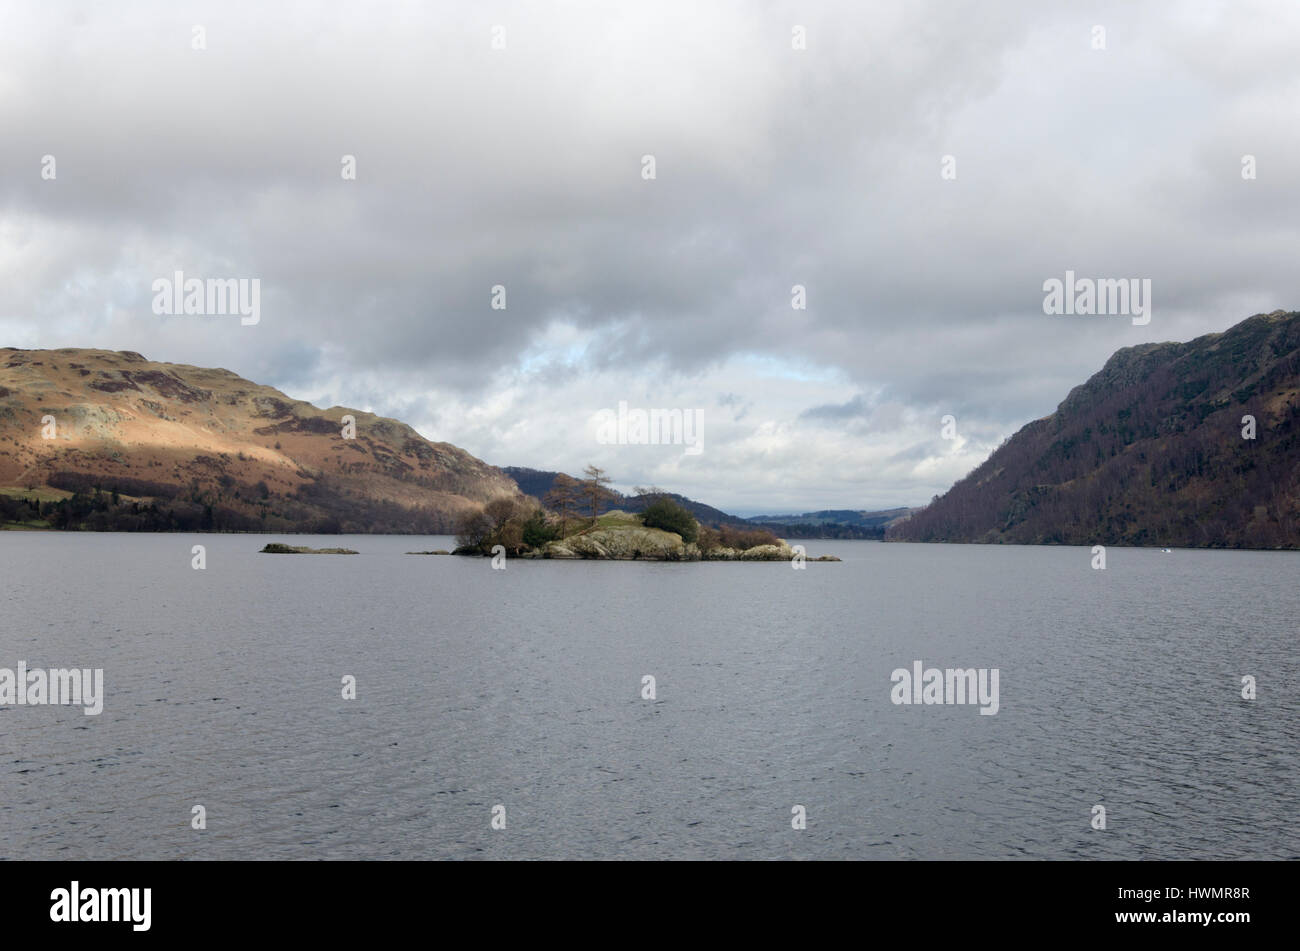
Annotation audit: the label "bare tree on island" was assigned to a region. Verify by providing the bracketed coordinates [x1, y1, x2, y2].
[544, 473, 582, 536]
[580, 464, 617, 518]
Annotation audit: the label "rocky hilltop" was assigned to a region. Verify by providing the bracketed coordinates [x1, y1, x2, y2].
[888, 310, 1300, 548]
[0, 348, 519, 532]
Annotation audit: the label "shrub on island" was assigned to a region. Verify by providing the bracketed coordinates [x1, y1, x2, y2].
[639, 497, 699, 543]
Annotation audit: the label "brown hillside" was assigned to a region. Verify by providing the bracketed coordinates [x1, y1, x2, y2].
[888, 310, 1300, 549]
[0, 348, 519, 532]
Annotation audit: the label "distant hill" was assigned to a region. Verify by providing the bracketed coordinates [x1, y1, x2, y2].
[0, 348, 519, 532]
[621, 491, 746, 526]
[888, 310, 1300, 548]
[750, 507, 915, 538]
[502, 466, 750, 526]
[502, 466, 907, 537]
[500, 466, 564, 501]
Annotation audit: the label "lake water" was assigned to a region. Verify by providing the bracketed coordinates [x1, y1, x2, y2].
[1, 533, 1296, 860]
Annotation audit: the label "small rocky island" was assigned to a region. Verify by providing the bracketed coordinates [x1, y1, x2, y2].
[442, 496, 840, 562]
[260, 543, 359, 554]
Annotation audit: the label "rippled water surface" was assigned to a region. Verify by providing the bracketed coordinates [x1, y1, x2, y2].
[1, 533, 1296, 859]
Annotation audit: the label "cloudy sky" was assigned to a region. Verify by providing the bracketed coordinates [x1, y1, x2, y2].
[2, 1, 1298, 514]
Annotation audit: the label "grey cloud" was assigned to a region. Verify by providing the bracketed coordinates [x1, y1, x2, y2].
[2, 0, 1297, 508]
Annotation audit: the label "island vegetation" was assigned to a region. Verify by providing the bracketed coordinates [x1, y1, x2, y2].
[449, 468, 839, 562]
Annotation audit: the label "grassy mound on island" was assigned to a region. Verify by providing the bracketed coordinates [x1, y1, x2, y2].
[448, 495, 841, 562]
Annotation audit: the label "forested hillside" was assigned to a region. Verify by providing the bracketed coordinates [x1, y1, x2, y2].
[889, 310, 1300, 548]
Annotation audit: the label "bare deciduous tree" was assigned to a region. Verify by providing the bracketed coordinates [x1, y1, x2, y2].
[544, 473, 582, 536]
[580, 464, 616, 517]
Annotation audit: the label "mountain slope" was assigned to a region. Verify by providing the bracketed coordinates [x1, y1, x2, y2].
[0, 348, 518, 532]
[888, 310, 1300, 548]
[501, 466, 751, 526]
